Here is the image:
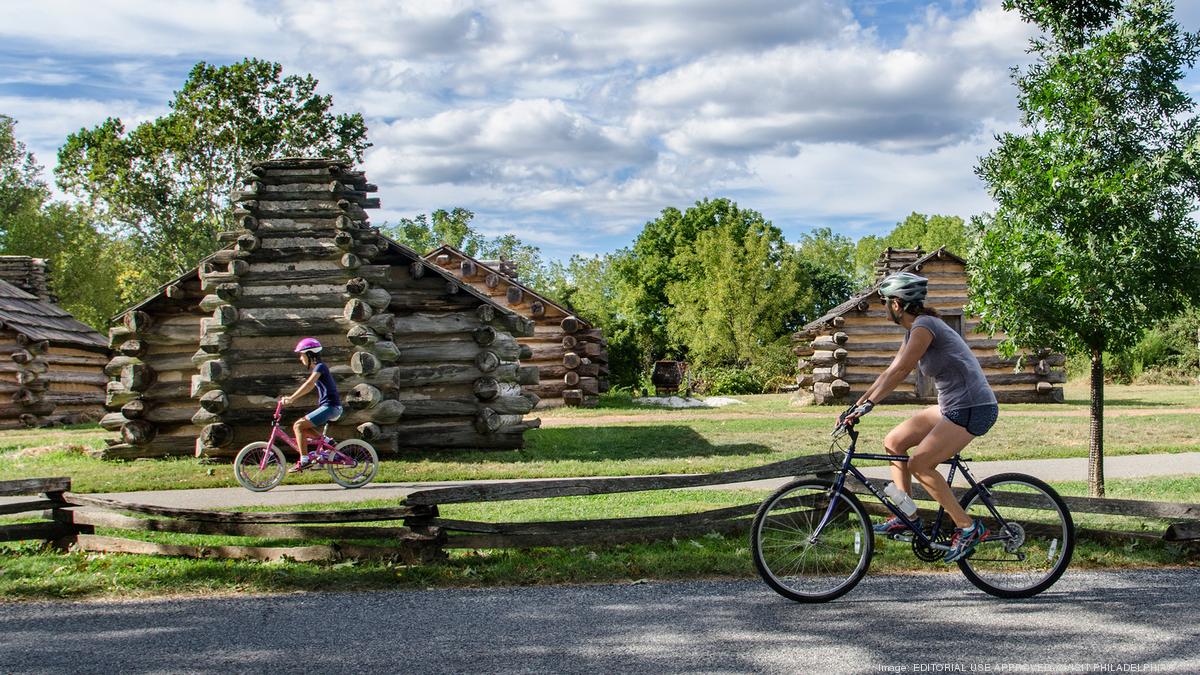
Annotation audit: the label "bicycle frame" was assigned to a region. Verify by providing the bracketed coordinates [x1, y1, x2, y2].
[257, 400, 354, 470]
[811, 426, 1012, 550]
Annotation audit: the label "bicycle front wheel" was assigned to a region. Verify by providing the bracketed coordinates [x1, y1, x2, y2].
[750, 478, 873, 603]
[233, 442, 287, 492]
[957, 473, 1075, 598]
[328, 439, 379, 488]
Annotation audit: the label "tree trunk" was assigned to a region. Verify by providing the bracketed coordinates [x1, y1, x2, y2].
[1088, 348, 1105, 497]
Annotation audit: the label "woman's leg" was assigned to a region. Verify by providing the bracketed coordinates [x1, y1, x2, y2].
[908, 418, 978, 528]
[882, 406, 943, 494]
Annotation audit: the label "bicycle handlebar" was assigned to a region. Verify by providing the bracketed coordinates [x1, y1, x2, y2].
[273, 398, 285, 421]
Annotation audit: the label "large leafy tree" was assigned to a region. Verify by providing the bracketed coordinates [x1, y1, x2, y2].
[56, 59, 370, 290]
[613, 198, 772, 369]
[387, 208, 485, 255]
[1, 115, 130, 328]
[0, 115, 48, 236]
[971, 0, 1200, 496]
[795, 227, 857, 322]
[853, 213, 969, 283]
[666, 216, 806, 368]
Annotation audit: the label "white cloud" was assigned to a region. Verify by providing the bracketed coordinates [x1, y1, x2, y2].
[0, 0, 285, 57]
[8, 0, 1176, 261]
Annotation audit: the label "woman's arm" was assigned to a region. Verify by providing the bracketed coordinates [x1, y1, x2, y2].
[282, 371, 321, 405]
[856, 326, 933, 406]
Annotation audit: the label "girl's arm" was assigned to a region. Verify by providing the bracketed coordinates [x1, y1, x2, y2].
[856, 326, 933, 406]
[282, 371, 321, 405]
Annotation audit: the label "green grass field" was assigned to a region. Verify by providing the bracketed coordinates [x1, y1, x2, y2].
[2, 383, 1198, 493]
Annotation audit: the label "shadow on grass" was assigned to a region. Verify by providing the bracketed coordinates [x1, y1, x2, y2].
[408, 424, 775, 464]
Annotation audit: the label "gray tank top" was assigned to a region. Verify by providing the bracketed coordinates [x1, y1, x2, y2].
[907, 315, 997, 411]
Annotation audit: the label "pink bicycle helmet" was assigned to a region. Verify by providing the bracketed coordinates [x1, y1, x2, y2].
[294, 337, 323, 354]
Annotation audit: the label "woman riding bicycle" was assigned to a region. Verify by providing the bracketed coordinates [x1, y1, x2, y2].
[841, 271, 999, 563]
[281, 337, 343, 472]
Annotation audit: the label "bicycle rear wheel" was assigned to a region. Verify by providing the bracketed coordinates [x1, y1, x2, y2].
[957, 472, 1074, 598]
[233, 442, 287, 492]
[750, 478, 873, 603]
[328, 439, 379, 488]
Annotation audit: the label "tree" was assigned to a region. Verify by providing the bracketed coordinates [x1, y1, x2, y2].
[0, 115, 48, 242]
[56, 59, 370, 291]
[1, 116, 132, 328]
[971, 0, 1200, 496]
[614, 199, 771, 369]
[851, 213, 969, 283]
[2, 202, 129, 328]
[795, 227, 857, 323]
[666, 216, 806, 369]
[387, 208, 485, 255]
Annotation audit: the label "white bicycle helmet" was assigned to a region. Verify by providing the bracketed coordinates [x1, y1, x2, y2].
[878, 272, 928, 307]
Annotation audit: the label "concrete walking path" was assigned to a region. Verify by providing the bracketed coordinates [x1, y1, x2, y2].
[27, 451, 1200, 510]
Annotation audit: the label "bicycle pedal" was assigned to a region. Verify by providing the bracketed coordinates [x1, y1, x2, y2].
[889, 533, 914, 543]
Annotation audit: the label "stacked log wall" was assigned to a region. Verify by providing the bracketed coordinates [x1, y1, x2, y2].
[123, 159, 537, 461]
[99, 279, 208, 458]
[0, 256, 55, 303]
[0, 330, 53, 429]
[427, 249, 609, 407]
[796, 254, 1066, 405]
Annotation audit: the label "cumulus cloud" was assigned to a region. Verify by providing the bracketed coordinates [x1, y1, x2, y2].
[3, 0, 1193, 259]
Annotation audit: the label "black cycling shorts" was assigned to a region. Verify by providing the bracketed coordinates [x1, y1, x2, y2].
[943, 404, 999, 437]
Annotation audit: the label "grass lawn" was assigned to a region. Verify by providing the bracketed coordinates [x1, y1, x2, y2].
[1, 383, 1198, 493]
[2, 475, 1197, 601]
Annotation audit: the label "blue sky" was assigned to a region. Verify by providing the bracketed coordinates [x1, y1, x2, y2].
[2, 0, 1198, 261]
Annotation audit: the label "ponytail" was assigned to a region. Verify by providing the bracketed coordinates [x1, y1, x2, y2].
[905, 302, 940, 318]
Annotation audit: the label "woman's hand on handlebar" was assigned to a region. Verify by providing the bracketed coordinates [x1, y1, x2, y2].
[835, 400, 875, 430]
[280, 395, 292, 406]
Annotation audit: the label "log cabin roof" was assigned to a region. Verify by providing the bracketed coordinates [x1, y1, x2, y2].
[112, 236, 529, 326]
[376, 235, 530, 324]
[0, 279, 108, 349]
[800, 247, 968, 331]
[423, 244, 593, 329]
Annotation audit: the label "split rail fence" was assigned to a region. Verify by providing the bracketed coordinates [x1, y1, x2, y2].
[2, 456, 1198, 563]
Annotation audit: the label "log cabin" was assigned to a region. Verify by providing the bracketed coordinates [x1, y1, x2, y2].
[425, 244, 609, 407]
[795, 247, 1065, 405]
[0, 280, 107, 428]
[100, 158, 540, 460]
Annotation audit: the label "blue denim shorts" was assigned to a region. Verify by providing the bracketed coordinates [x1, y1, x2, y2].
[305, 405, 343, 426]
[943, 404, 999, 437]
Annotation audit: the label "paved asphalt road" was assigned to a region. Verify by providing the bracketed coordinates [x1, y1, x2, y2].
[2, 569, 1197, 673]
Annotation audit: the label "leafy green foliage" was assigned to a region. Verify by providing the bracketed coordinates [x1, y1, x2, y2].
[55, 59, 370, 293]
[0, 116, 129, 328]
[0, 116, 47, 229]
[387, 208, 485, 256]
[665, 213, 805, 369]
[971, 0, 1200, 494]
[852, 212, 970, 283]
[383, 208, 547, 285]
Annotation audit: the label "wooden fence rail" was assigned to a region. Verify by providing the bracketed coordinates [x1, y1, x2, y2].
[2, 457, 1198, 563]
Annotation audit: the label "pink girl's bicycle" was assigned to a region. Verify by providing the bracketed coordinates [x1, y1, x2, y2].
[233, 399, 379, 492]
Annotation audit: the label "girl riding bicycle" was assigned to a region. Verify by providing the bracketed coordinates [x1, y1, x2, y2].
[281, 337, 343, 472]
[840, 272, 999, 563]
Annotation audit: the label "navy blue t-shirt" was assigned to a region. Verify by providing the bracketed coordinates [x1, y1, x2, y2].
[312, 362, 341, 408]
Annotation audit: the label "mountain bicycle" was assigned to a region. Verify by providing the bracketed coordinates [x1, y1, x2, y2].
[750, 409, 1074, 602]
[233, 399, 379, 492]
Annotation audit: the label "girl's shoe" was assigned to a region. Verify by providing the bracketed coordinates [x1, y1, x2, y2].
[944, 518, 988, 563]
[291, 456, 312, 473]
